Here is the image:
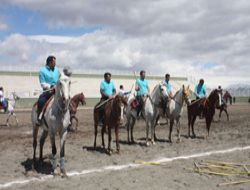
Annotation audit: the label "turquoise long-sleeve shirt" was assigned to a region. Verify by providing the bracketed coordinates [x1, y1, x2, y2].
[39, 66, 59, 90]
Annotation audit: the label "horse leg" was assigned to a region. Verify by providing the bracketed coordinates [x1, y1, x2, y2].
[188, 114, 191, 138]
[224, 108, 229, 121]
[168, 119, 174, 143]
[107, 125, 112, 154]
[50, 134, 58, 175]
[39, 130, 48, 162]
[32, 125, 39, 170]
[13, 112, 18, 127]
[146, 121, 150, 146]
[205, 116, 212, 138]
[176, 118, 181, 143]
[219, 108, 222, 121]
[94, 122, 98, 149]
[154, 115, 160, 141]
[101, 124, 106, 148]
[115, 125, 120, 154]
[60, 131, 68, 177]
[75, 117, 79, 131]
[126, 117, 130, 143]
[191, 116, 197, 138]
[6, 112, 11, 127]
[131, 117, 136, 143]
[151, 119, 156, 145]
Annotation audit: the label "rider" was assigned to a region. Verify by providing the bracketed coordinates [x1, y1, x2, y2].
[163, 73, 173, 114]
[0, 87, 8, 112]
[118, 85, 131, 97]
[194, 79, 206, 99]
[218, 85, 224, 105]
[194, 79, 206, 118]
[135, 70, 150, 118]
[36, 55, 59, 125]
[98, 72, 116, 125]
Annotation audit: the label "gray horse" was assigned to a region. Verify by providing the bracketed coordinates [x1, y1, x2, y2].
[31, 70, 71, 177]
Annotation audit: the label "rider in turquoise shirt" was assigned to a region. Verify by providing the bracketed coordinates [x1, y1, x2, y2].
[194, 79, 206, 99]
[97, 72, 116, 125]
[163, 73, 172, 96]
[100, 76, 116, 100]
[135, 70, 150, 117]
[37, 55, 59, 125]
[39, 65, 59, 90]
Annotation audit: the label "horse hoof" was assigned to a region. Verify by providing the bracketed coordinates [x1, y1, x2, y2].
[107, 150, 112, 155]
[152, 141, 156, 145]
[146, 142, 150, 146]
[61, 171, 68, 178]
[53, 168, 61, 176]
[176, 139, 181, 143]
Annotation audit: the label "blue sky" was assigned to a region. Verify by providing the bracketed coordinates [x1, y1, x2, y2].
[1, 0, 250, 88]
[0, 5, 98, 39]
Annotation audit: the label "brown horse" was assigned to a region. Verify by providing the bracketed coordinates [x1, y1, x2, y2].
[93, 95, 127, 154]
[187, 89, 219, 138]
[68, 92, 86, 131]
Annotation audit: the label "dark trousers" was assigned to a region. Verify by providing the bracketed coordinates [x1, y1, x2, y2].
[37, 91, 54, 119]
[136, 96, 144, 116]
[98, 97, 109, 124]
[0, 100, 8, 111]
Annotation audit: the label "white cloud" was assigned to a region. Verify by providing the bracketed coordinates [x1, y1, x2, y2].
[1, 0, 250, 87]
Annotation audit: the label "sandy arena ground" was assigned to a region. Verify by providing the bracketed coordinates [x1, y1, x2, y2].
[0, 103, 249, 190]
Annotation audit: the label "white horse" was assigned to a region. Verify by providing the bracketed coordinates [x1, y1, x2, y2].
[31, 70, 71, 177]
[125, 84, 169, 145]
[0, 92, 20, 127]
[167, 85, 190, 143]
[144, 84, 170, 146]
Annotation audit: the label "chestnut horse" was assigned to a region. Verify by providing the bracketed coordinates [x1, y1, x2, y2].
[187, 89, 219, 138]
[68, 92, 86, 131]
[93, 95, 127, 154]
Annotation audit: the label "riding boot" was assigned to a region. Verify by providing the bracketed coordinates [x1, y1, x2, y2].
[36, 107, 42, 126]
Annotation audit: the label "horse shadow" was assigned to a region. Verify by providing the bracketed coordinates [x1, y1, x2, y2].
[82, 146, 109, 154]
[181, 134, 205, 140]
[118, 139, 146, 147]
[21, 157, 53, 175]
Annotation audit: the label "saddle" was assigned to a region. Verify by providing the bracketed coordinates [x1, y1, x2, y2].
[38, 96, 54, 120]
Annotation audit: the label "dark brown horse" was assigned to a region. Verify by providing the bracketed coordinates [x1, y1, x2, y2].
[187, 89, 219, 138]
[68, 92, 86, 131]
[93, 95, 127, 154]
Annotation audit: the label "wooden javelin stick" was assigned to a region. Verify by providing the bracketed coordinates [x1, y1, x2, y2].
[95, 98, 113, 109]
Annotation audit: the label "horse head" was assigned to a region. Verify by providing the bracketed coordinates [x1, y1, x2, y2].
[56, 71, 71, 110]
[208, 89, 220, 107]
[182, 85, 191, 105]
[157, 83, 169, 101]
[79, 92, 86, 105]
[114, 94, 128, 107]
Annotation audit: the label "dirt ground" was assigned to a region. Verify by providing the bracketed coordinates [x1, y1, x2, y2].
[0, 104, 249, 190]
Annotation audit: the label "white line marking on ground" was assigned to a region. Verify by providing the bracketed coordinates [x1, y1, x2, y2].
[0, 145, 249, 189]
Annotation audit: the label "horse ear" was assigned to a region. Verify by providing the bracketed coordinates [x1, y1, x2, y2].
[187, 85, 190, 90]
[182, 84, 185, 89]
